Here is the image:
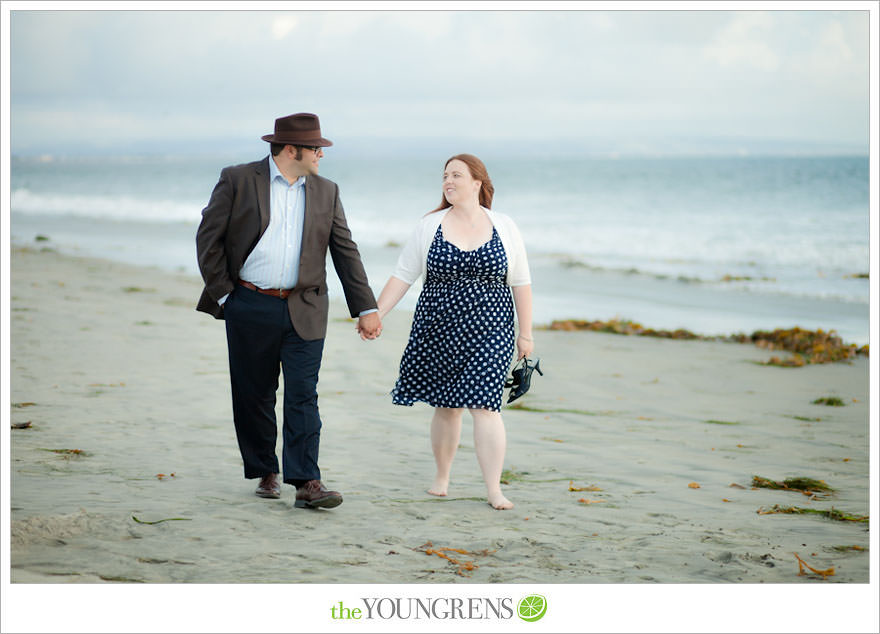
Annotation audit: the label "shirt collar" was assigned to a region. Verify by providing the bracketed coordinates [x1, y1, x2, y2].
[269, 155, 305, 188]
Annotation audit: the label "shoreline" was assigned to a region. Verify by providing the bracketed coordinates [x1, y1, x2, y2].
[9, 227, 871, 346]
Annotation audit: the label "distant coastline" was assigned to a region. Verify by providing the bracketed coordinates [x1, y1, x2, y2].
[8, 131, 870, 161]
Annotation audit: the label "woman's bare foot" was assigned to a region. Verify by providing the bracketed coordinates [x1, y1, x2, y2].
[488, 493, 514, 510]
[427, 477, 449, 497]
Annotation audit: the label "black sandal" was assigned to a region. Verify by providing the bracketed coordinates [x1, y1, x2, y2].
[505, 357, 543, 403]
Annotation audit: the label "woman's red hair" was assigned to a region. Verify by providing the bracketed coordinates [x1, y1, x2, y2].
[429, 154, 494, 213]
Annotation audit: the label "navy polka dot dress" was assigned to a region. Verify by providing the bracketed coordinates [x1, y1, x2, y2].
[392, 224, 515, 412]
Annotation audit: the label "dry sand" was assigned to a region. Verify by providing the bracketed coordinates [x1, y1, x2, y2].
[4, 246, 877, 627]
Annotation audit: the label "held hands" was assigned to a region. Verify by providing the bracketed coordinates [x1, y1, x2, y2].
[516, 333, 534, 360]
[356, 312, 382, 341]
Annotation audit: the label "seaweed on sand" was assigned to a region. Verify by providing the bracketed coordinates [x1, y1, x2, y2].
[541, 321, 868, 366]
[793, 553, 835, 579]
[757, 505, 868, 523]
[751, 476, 834, 494]
[507, 403, 598, 416]
[131, 516, 192, 525]
[499, 470, 570, 485]
[544, 318, 700, 340]
[750, 328, 867, 366]
[415, 541, 496, 577]
[568, 481, 601, 492]
[500, 469, 529, 484]
[40, 448, 88, 459]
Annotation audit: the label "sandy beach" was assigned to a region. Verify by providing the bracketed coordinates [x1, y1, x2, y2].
[4, 245, 876, 629]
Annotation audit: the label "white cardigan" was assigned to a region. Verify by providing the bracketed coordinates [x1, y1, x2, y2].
[391, 207, 531, 287]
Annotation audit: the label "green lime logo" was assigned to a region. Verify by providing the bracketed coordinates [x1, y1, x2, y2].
[517, 594, 547, 622]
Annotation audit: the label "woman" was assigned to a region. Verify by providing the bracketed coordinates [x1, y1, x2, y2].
[369, 154, 533, 510]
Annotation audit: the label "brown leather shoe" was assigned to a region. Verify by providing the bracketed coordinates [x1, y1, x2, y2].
[294, 480, 343, 509]
[255, 473, 281, 499]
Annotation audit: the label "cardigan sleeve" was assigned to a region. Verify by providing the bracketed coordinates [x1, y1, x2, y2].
[503, 215, 532, 287]
[390, 220, 425, 285]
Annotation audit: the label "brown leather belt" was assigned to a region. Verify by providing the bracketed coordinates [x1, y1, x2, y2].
[238, 280, 292, 299]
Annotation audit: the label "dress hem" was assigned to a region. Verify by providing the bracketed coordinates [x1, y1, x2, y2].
[391, 395, 501, 413]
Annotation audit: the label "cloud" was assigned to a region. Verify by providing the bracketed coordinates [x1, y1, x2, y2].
[6, 9, 870, 154]
[271, 15, 300, 40]
[702, 12, 780, 71]
[809, 19, 855, 73]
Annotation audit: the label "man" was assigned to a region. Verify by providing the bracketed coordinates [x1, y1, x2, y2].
[196, 112, 381, 509]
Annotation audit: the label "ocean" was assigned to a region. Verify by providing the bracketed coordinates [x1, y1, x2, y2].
[8, 153, 871, 345]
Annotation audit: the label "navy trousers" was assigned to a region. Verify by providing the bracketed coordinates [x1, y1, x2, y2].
[223, 285, 325, 484]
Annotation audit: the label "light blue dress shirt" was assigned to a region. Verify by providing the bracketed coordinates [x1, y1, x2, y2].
[238, 157, 306, 290]
[217, 157, 303, 307]
[220, 156, 377, 318]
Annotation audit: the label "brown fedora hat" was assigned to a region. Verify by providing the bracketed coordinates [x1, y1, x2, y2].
[261, 113, 333, 147]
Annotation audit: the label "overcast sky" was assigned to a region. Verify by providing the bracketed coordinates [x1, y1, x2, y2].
[5, 5, 873, 156]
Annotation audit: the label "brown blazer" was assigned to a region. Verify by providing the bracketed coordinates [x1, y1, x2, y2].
[195, 157, 377, 340]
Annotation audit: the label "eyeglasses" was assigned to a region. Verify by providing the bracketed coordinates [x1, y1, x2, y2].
[298, 146, 323, 154]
